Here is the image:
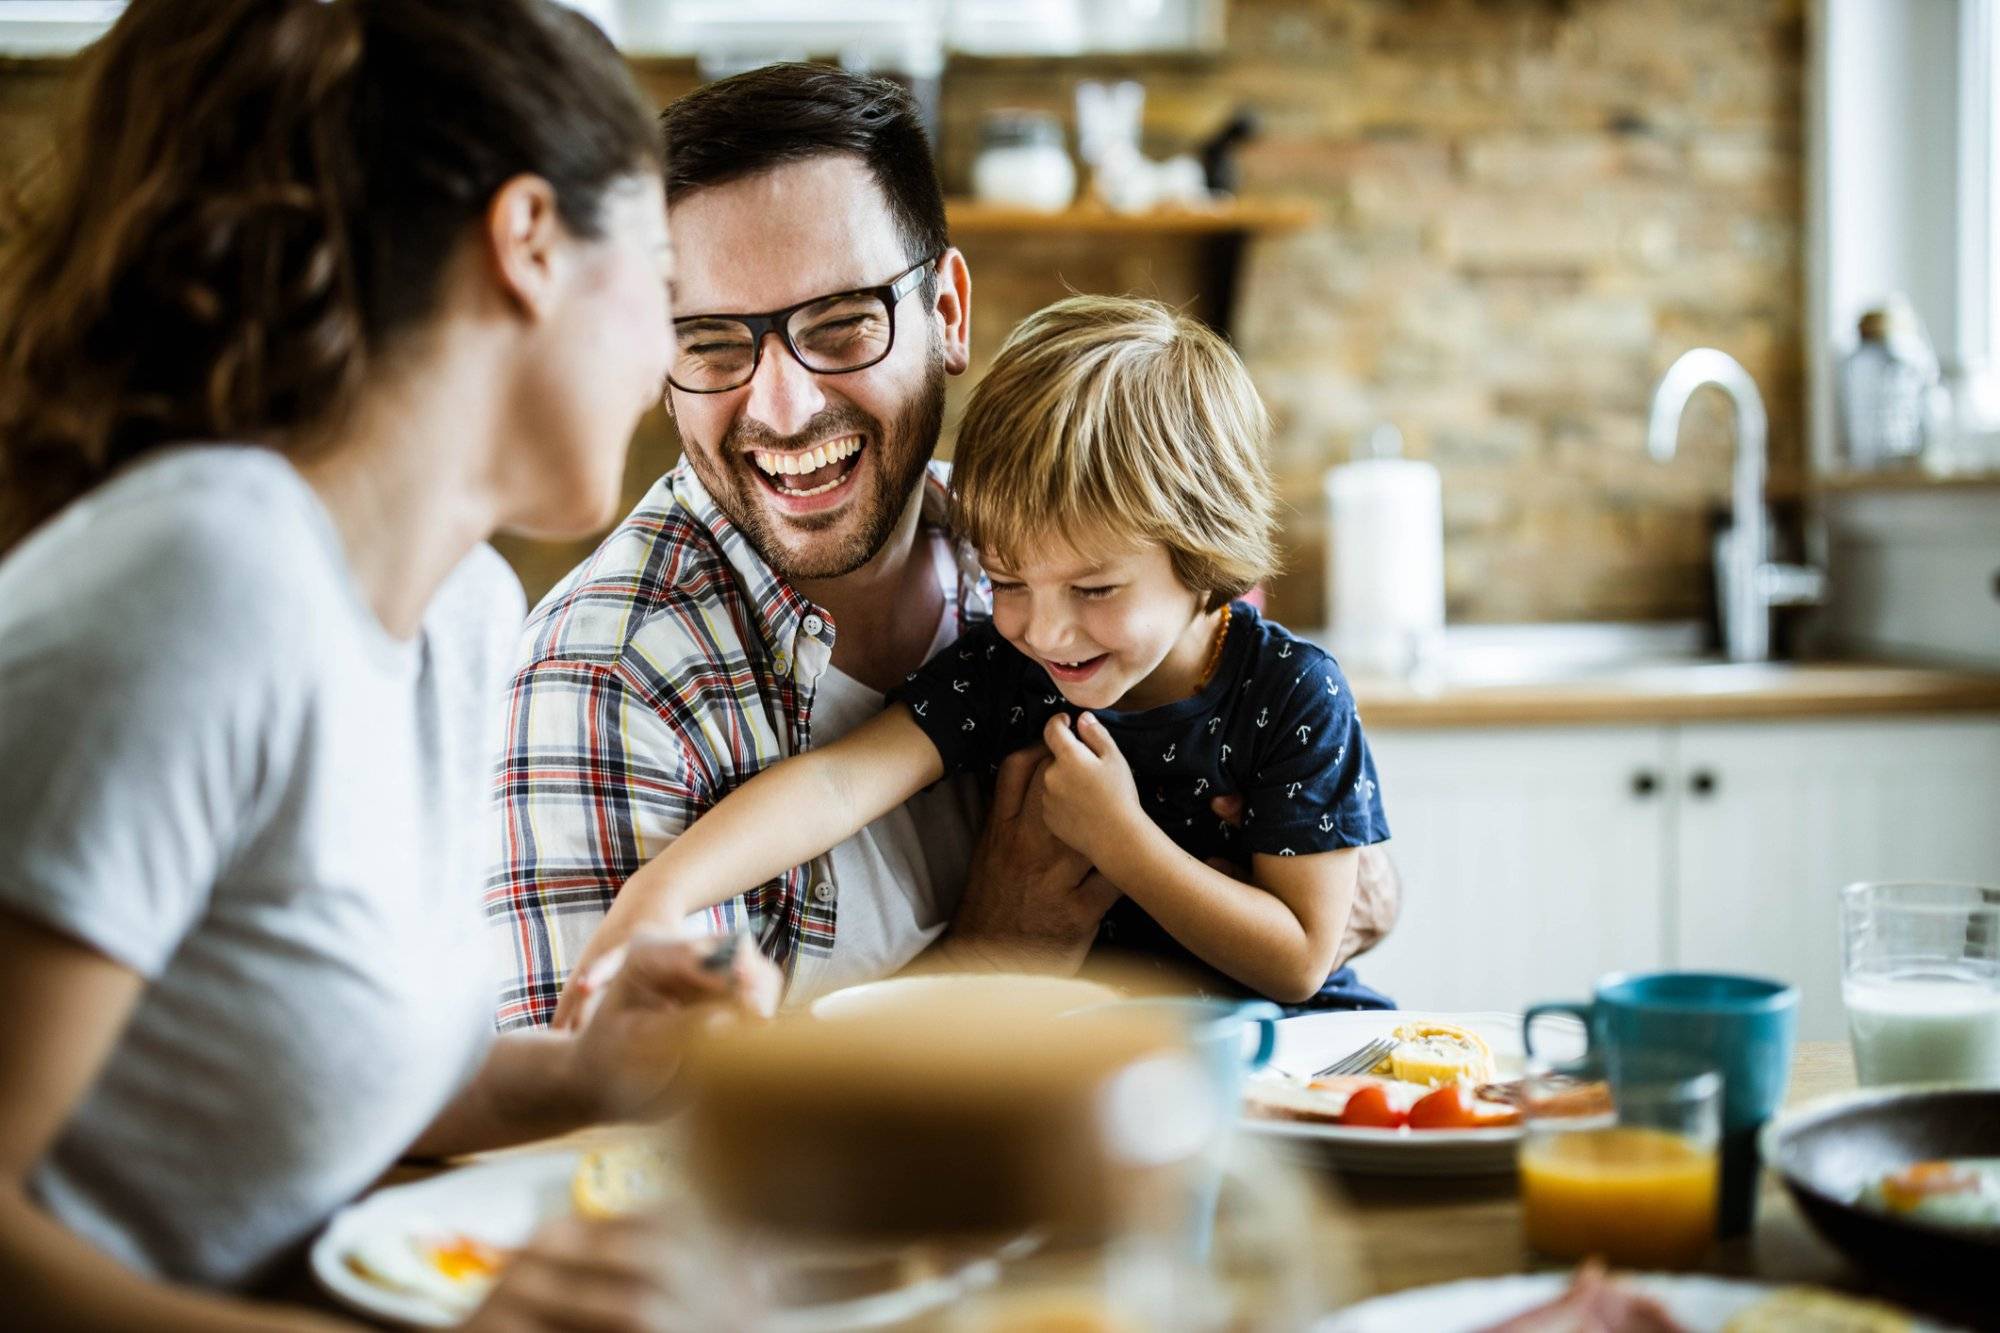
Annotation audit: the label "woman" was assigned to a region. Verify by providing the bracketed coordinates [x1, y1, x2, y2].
[0, 1, 773, 1328]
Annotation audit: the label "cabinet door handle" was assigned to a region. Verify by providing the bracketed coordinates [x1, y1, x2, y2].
[1630, 771, 1659, 798]
[1689, 769, 1718, 797]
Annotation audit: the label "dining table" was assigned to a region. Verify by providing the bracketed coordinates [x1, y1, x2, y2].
[1328, 1040, 1986, 1328]
[350, 1040, 1987, 1330]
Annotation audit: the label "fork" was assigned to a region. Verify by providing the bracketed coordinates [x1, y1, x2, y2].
[1310, 1035, 1397, 1080]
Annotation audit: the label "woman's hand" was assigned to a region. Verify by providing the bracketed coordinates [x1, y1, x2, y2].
[1040, 713, 1145, 863]
[569, 932, 781, 1123]
[414, 933, 780, 1157]
[459, 1213, 679, 1333]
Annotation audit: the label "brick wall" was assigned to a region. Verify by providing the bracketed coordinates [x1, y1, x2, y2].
[0, 0, 1806, 626]
[935, 0, 1807, 627]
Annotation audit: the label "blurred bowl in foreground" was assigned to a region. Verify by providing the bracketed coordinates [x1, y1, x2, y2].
[808, 972, 1123, 1023]
[1765, 1085, 2000, 1299]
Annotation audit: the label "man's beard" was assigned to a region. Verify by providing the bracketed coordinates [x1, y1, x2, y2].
[690, 344, 946, 583]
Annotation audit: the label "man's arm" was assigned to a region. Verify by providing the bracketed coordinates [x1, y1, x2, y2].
[1344, 842, 1403, 965]
[915, 745, 1119, 975]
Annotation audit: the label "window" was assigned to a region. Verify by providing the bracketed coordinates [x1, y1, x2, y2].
[1811, 0, 2000, 469]
[0, 2, 124, 56]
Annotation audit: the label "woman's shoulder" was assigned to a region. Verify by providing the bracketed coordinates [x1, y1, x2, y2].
[0, 447, 358, 692]
[427, 542, 528, 684]
[12, 446, 332, 592]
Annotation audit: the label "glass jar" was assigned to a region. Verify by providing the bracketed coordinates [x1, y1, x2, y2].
[1837, 300, 1940, 471]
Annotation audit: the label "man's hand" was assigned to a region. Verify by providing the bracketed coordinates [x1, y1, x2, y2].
[928, 744, 1119, 975]
[568, 932, 781, 1122]
[1208, 794, 1402, 969]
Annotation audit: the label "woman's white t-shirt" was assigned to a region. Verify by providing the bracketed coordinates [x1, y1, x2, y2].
[0, 447, 522, 1287]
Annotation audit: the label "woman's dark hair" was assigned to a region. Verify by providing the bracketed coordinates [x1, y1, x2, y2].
[0, 0, 664, 553]
[659, 62, 946, 275]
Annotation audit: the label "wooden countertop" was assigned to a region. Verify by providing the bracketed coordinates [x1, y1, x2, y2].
[1351, 661, 2000, 730]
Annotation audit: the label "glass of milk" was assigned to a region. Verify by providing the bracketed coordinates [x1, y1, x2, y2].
[1841, 881, 2000, 1086]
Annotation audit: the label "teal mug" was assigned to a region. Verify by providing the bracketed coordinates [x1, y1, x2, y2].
[1525, 971, 1798, 1237]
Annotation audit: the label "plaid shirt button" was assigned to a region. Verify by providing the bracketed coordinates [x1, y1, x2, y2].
[812, 880, 835, 904]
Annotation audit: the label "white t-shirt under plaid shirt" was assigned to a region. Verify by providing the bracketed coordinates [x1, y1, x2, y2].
[486, 462, 985, 1025]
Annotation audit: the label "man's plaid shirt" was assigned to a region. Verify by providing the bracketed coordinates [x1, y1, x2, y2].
[486, 460, 984, 1029]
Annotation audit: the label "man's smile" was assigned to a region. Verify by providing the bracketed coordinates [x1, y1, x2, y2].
[744, 434, 868, 510]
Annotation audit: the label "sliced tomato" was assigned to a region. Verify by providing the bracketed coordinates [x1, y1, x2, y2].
[1407, 1083, 1521, 1129]
[1406, 1084, 1480, 1129]
[1337, 1082, 1408, 1128]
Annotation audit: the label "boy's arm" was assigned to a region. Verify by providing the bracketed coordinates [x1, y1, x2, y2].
[1206, 795, 1400, 968]
[1041, 712, 1357, 1003]
[558, 706, 945, 1016]
[1099, 829, 1357, 1005]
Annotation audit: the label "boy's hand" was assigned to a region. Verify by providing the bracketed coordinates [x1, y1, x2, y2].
[1041, 713, 1144, 859]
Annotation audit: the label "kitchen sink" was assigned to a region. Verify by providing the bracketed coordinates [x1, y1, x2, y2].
[1419, 621, 1718, 688]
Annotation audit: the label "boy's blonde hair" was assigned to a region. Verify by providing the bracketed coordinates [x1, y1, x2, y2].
[950, 295, 1279, 608]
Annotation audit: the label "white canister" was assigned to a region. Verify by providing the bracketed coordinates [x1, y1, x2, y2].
[971, 111, 1076, 212]
[1323, 455, 1445, 678]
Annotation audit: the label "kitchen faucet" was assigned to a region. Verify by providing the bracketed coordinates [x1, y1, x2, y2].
[1646, 349, 1825, 662]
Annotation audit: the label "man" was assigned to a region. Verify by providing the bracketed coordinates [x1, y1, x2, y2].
[487, 63, 1398, 1027]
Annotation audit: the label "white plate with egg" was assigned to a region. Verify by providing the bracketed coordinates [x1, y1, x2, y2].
[313, 1149, 580, 1327]
[1242, 1010, 1586, 1176]
[315, 1142, 1014, 1329]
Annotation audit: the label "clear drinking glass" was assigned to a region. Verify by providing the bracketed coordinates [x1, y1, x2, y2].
[1842, 880, 2000, 1086]
[1518, 1051, 1722, 1270]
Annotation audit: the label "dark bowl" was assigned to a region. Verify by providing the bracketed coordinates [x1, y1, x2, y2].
[1764, 1086, 2000, 1297]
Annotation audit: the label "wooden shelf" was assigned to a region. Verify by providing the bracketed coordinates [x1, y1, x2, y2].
[1814, 469, 2000, 494]
[945, 196, 1319, 236]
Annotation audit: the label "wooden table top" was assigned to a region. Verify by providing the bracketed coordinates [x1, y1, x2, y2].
[1330, 1042, 1981, 1325]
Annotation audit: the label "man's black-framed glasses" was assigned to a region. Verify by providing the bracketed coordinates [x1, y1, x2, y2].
[668, 254, 940, 394]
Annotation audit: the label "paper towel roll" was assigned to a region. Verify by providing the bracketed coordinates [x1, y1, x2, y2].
[1324, 458, 1445, 677]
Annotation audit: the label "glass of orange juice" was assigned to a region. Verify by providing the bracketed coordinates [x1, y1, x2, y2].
[1518, 1051, 1721, 1270]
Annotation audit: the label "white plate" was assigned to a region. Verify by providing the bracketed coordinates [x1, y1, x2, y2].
[1241, 1011, 1586, 1176]
[313, 1150, 579, 1328]
[1317, 1272, 1944, 1332]
[313, 1147, 1005, 1331]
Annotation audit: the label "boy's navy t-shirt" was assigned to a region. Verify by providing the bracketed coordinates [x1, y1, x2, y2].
[890, 601, 1393, 1010]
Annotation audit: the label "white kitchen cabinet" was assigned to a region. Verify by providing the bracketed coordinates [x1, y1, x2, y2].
[1356, 726, 1673, 1018]
[1674, 718, 2000, 1041]
[1355, 716, 2000, 1041]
